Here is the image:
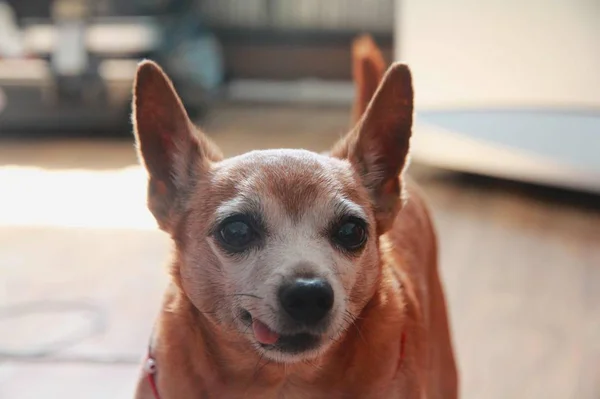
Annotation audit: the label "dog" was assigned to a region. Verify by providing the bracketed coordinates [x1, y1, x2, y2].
[132, 35, 458, 398]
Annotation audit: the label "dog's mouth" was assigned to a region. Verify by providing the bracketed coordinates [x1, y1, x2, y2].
[240, 309, 321, 354]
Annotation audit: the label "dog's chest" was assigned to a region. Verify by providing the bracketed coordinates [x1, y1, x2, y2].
[275, 357, 408, 398]
[273, 374, 407, 399]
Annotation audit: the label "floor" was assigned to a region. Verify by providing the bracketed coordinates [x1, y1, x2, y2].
[1, 104, 599, 398]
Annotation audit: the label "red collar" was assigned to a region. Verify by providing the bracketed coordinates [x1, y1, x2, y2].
[144, 347, 161, 399]
[144, 331, 406, 399]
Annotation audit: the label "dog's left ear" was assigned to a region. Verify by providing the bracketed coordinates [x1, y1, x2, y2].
[132, 60, 222, 232]
[331, 63, 413, 233]
[351, 34, 387, 124]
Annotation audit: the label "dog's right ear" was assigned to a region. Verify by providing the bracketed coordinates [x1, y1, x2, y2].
[132, 60, 222, 231]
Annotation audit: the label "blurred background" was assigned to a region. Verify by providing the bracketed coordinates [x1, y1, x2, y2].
[0, 0, 599, 398]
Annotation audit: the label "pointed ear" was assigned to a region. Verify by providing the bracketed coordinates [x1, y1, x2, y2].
[132, 60, 222, 231]
[351, 34, 387, 124]
[332, 63, 413, 233]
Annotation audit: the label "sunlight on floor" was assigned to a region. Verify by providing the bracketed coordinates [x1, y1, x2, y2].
[0, 166, 157, 230]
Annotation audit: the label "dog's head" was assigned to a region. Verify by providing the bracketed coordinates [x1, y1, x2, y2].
[132, 60, 413, 363]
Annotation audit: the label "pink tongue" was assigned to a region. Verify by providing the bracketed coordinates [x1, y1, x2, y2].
[252, 319, 280, 345]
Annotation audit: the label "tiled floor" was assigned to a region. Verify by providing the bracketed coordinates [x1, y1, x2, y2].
[1, 104, 599, 398]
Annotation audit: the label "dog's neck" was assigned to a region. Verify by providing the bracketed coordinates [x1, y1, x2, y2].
[153, 260, 409, 397]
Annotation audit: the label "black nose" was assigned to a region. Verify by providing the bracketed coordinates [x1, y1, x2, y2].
[278, 278, 334, 326]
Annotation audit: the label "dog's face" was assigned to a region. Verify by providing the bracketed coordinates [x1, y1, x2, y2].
[183, 149, 380, 362]
[132, 61, 413, 363]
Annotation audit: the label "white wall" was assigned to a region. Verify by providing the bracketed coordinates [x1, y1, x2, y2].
[395, 0, 600, 110]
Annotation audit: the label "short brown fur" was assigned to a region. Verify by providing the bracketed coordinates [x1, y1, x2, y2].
[351, 34, 387, 124]
[132, 35, 458, 398]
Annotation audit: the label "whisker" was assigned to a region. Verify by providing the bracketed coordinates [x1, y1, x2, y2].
[251, 352, 265, 382]
[346, 313, 367, 345]
[302, 358, 322, 372]
[252, 352, 271, 383]
[229, 293, 264, 300]
[197, 309, 219, 315]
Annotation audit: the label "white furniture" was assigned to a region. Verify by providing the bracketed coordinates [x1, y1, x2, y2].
[395, 0, 600, 193]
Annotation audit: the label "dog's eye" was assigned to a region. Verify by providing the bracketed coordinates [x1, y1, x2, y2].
[217, 217, 259, 252]
[332, 218, 367, 252]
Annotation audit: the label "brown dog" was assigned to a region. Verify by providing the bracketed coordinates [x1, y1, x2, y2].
[132, 36, 458, 399]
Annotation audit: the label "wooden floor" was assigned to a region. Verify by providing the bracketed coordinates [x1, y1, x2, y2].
[0, 104, 599, 398]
